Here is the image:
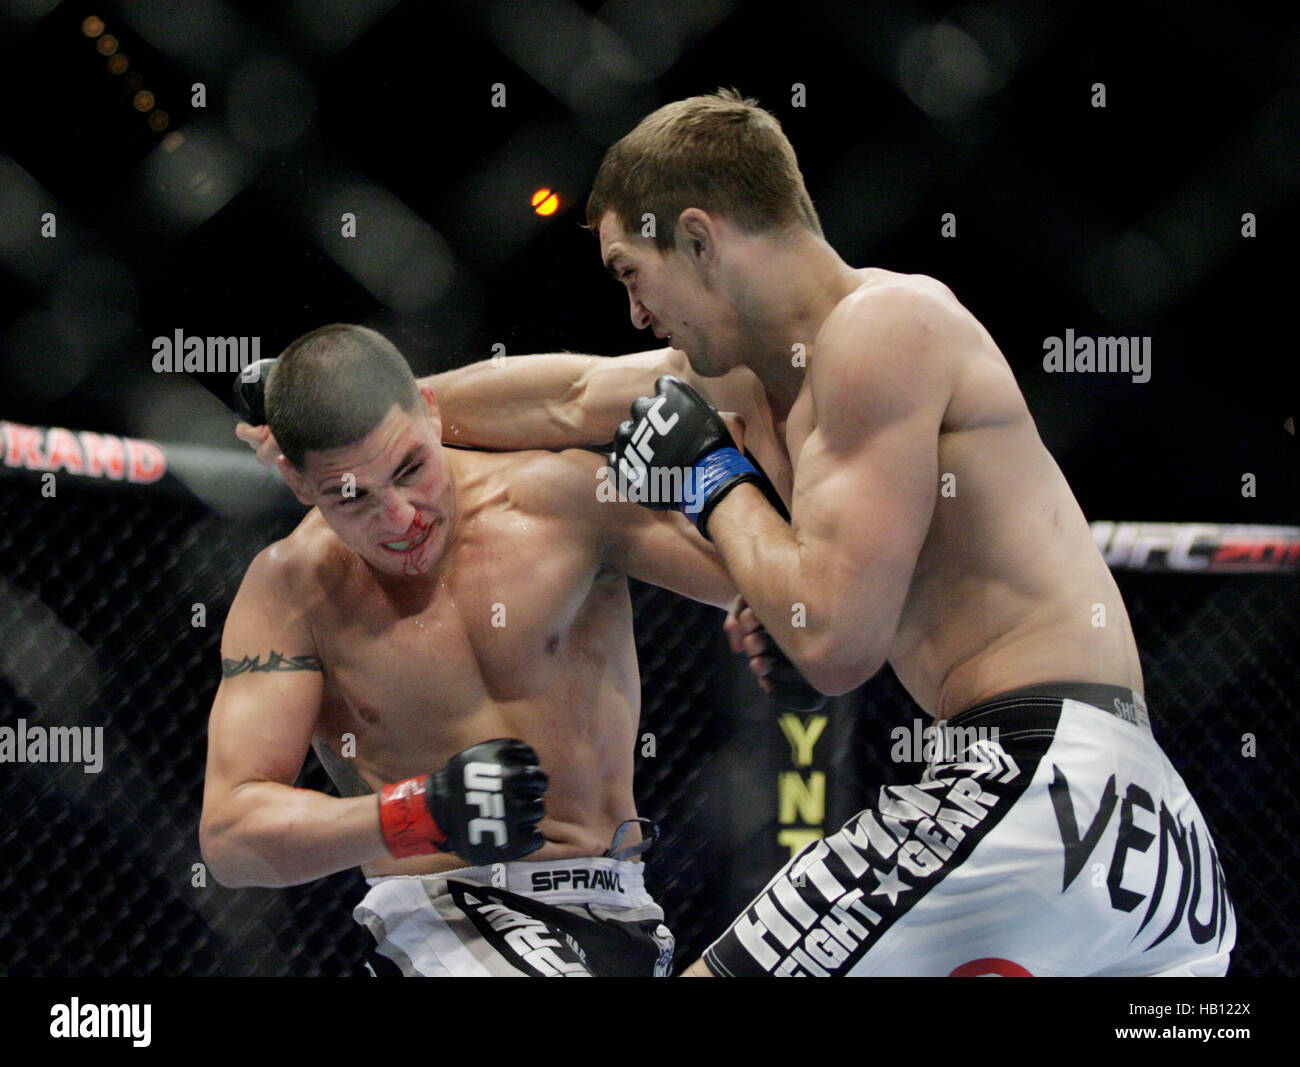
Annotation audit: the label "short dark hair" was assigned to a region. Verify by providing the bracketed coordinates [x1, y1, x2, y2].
[586, 88, 822, 251]
[266, 324, 422, 471]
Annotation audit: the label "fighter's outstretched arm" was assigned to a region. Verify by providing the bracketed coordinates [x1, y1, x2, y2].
[426, 348, 673, 449]
[236, 346, 762, 463]
[705, 288, 949, 695]
[199, 545, 387, 888]
[427, 346, 763, 451]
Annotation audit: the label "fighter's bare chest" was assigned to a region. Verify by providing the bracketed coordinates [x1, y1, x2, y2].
[312, 515, 611, 703]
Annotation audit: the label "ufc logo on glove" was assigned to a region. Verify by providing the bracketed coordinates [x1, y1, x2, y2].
[465, 761, 508, 846]
[616, 394, 680, 487]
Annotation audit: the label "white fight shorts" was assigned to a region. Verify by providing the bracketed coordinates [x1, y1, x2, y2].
[355, 854, 675, 976]
[704, 682, 1236, 977]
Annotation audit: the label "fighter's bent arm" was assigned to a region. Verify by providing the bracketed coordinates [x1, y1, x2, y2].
[199, 546, 389, 888]
[426, 347, 761, 450]
[705, 288, 949, 694]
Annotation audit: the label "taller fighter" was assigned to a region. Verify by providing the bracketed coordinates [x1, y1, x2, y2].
[200, 324, 738, 976]
[586, 90, 1236, 976]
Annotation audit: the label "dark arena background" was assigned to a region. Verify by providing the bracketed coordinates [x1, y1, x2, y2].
[1, 0, 1298, 990]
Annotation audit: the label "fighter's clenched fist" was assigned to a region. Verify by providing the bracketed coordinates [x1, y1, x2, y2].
[379, 738, 548, 864]
[609, 375, 766, 538]
[725, 596, 827, 712]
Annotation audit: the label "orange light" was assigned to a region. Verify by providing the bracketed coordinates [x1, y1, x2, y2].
[82, 16, 105, 38]
[106, 54, 129, 75]
[95, 34, 118, 56]
[147, 110, 169, 132]
[132, 90, 155, 112]
[531, 188, 559, 216]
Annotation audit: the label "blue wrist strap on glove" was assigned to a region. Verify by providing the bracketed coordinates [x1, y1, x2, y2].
[686, 447, 757, 530]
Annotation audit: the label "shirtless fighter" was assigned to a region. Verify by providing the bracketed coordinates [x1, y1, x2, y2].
[229, 92, 1237, 977]
[341, 90, 1235, 977]
[587, 90, 1238, 977]
[199, 323, 738, 977]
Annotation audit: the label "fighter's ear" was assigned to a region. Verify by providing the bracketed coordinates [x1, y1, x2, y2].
[677, 208, 717, 264]
[278, 455, 315, 507]
[419, 383, 443, 436]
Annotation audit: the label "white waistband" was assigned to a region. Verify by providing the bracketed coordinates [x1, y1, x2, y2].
[365, 855, 652, 908]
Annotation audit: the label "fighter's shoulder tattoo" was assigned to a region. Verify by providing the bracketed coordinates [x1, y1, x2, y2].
[221, 650, 324, 677]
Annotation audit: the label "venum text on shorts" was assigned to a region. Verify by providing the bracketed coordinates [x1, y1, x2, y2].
[152, 329, 262, 375]
[50, 999, 151, 1047]
[889, 718, 1001, 764]
[0, 719, 103, 773]
[1042, 329, 1151, 383]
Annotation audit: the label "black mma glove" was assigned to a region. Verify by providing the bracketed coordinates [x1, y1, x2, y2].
[378, 738, 547, 864]
[612, 378, 824, 708]
[609, 375, 771, 539]
[232, 358, 277, 425]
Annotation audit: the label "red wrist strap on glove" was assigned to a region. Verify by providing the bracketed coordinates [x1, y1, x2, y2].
[379, 776, 449, 859]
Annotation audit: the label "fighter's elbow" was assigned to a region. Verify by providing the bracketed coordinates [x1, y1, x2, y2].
[794, 631, 885, 697]
[801, 657, 879, 698]
[198, 818, 243, 888]
[199, 808, 273, 889]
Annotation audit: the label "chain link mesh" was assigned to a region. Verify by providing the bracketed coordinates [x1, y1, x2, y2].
[0, 481, 1294, 974]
